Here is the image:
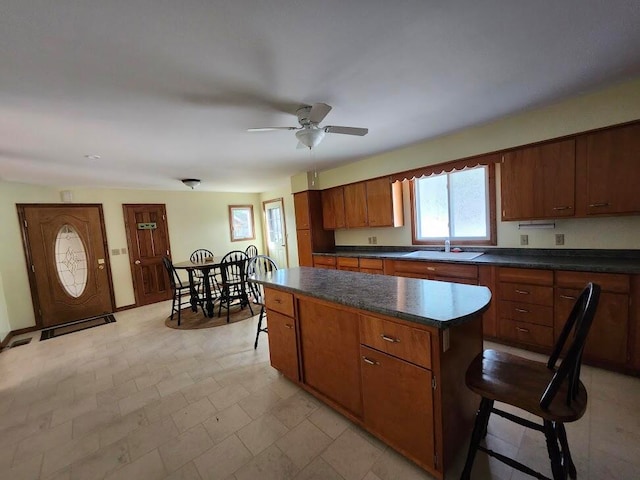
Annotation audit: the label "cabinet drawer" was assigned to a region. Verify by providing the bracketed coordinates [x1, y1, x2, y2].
[359, 258, 383, 270]
[498, 267, 553, 286]
[360, 268, 384, 275]
[359, 314, 431, 369]
[499, 300, 553, 327]
[498, 318, 554, 348]
[313, 255, 336, 268]
[337, 257, 359, 268]
[392, 260, 478, 280]
[264, 288, 294, 317]
[499, 282, 553, 306]
[555, 270, 630, 293]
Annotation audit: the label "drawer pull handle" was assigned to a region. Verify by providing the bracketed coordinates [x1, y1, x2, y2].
[515, 308, 529, 313]
[274, 298, 282, 304]
[589, 202, 610, 208]
[362, 356, 379, 366]
[380, 334, 400, 343]
[560, 294, 576, 300]
[515, 289, 530, 295]
[516, 327, 530, 333]
[285, 324, 294, 329]
[552, 206, 571, 211]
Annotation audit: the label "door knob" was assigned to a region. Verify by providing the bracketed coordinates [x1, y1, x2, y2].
[135, 260, 141, 265]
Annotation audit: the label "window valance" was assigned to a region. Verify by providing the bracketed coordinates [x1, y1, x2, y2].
[390, 152, 501, 182]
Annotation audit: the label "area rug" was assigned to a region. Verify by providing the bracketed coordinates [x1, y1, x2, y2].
[40, 314, 116, 341]
[165, 305, 256, 330]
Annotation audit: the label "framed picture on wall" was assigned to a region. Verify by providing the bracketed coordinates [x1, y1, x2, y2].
[228, 205, 255, 241]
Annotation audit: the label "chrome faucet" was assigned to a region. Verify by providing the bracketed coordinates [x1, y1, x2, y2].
[444, 239, 451, 253]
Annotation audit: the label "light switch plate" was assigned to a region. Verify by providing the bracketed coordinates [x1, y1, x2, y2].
[520, 234, 528, 246]
[555, 234, 565, 246]
[111, 249, 120, 256]
[121, 248, 127, 254]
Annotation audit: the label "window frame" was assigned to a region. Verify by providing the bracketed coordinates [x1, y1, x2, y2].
[410, 163, 496, 246]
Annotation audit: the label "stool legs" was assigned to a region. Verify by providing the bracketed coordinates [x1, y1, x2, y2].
[461, 397, 493, 480]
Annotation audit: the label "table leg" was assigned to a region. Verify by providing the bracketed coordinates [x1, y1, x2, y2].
[203, 271, 214, 317]
[187, 270, 199, 312]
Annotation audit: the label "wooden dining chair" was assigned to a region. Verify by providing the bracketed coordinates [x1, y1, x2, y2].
[246, 255, 278, 349]
[190, 249, 220, 297]
[461, 282, 600, 480]
[218, 250, 254, 322]
[162, 256, 203, 326]
[245, 244, 258, 259]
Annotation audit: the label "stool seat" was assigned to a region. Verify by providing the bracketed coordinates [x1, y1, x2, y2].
[466, 349, 587, 423]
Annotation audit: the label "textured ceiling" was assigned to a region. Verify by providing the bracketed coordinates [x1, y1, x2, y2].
[1, 1, 640, 192]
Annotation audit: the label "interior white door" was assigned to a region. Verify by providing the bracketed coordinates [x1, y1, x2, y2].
[263, 198, 288, 268]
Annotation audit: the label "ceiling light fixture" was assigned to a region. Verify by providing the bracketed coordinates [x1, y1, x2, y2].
[296, 128, 326, 149]
[181, 178, 201, 189]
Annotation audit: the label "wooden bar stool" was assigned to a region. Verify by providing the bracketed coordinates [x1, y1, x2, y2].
[461, 282, 600, 480]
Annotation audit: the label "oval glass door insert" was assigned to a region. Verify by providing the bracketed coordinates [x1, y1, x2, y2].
[55, 224, 88, 298]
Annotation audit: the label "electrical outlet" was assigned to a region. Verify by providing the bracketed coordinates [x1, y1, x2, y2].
[555, 234, 565, 246]
[372, 236, 377, 245]
[367, 236, 372, 244]
[520, 234, 528, 246]
[111, 248, 120, 256]
[121, 247, 127, 254]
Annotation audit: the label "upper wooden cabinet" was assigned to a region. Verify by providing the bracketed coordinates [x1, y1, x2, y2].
[293, 191, 335, 266]
[294, 191, 312, 229]
[321, 186, 346, 229]
[341, 177, 403, 229]
[576, 122, 640, 216]
[501, 139, 575, 220]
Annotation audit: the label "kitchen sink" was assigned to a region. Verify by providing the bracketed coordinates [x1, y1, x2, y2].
[401, 251, 484, 261]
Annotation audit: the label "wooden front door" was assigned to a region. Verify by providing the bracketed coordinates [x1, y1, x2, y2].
[19, 204, 115, 328]
[123, 204, 172, 306]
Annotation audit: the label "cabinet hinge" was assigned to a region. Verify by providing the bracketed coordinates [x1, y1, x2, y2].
[31, 264, 35, 273]
[501, 155, 505, 163]
[162, 214, 166, 220]
[24, 219, 28, 228]
[432, 377, 437, 390]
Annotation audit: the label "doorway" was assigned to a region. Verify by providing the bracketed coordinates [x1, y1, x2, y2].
[263, 198, 289, 268]
[18, 204, 115, 328]
[123, 204, 173, 306]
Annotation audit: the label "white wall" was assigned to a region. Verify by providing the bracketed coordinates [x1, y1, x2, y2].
[0, 181, 263, 334]
[293, 77, 640, 250]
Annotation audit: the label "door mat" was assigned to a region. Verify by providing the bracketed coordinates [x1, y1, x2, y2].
[40, 314, 116, 341]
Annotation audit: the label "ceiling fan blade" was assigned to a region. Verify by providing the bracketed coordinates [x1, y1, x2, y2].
[324, 126, 368, 136]
[247, 127, 298, 132]
[309, 103, 332, 124]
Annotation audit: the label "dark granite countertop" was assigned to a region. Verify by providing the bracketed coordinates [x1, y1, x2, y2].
[313, 248, 640, 274]
[250, 267, 491, 329]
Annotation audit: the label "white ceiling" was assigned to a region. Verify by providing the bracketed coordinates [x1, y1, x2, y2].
[1, 1, 640, 192]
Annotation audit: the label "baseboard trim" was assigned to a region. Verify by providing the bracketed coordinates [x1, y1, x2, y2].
[115, 304, 137, 312]
[1, 326, 39, 349]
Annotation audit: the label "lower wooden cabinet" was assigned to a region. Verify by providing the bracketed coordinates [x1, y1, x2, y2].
[297, 297, 363, 417]
[360, 346, 435, 470]
[266, 310, 299, 381]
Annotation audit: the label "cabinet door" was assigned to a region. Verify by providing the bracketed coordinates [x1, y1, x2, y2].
[365, 177, 394, 227]
[293, 192, 310, 229]
[501, 139, 575, 220]
[360, 346, 435, 469]
[581, 123, 640, 215]
[321, 187, 346, 230]
[298, 298, 362, 417]
[267, 310, 299, 381]
[344, 182, 368, 228]
[296, 230, 313, 267]
[555, 288, 629, 366]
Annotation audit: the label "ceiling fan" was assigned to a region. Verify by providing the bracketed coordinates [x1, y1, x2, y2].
[248, 103, 368, 149]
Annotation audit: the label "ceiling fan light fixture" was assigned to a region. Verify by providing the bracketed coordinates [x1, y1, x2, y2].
[295, 128, 326, 149]
[181, 178, 201, 189]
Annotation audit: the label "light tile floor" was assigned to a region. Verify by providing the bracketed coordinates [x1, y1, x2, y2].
[1, 301, 639, 479]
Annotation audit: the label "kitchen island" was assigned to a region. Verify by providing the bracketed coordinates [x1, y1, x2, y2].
[250, 267, 491, 479]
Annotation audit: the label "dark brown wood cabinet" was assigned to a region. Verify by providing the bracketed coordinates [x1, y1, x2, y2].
[342, 177, 403, 228]
[576, 122, 640, 216]
[298, 296, 363, 417]
[312, 255, 336, 269]
[336, 256, 359, 271]
[293, 191, 335, 266]
[555, 271, 630, 367]
[501, 139, 575, 220]
[321, 186, 346, 229]
[265, 288, 299, 382]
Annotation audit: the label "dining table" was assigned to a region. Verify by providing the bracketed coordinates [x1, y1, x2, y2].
[173, 258, 221, 318]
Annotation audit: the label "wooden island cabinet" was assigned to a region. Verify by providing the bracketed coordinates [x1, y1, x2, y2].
[253, 267, 491, 479]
